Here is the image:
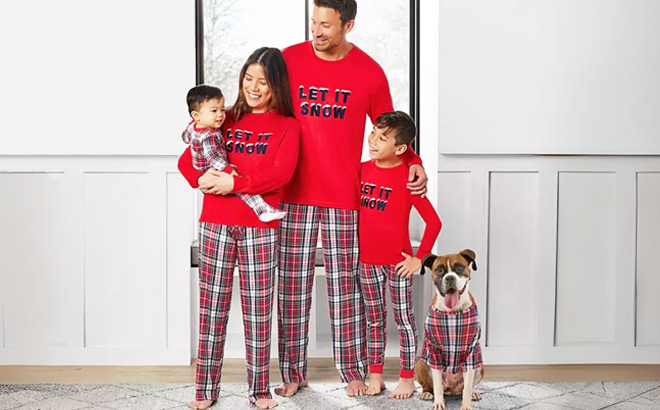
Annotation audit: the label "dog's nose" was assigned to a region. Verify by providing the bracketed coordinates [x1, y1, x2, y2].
[445, 276, 456, 286]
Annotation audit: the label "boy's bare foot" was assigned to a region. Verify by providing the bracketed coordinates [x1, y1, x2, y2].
[188, 399, 214, 410]
[255, 398, 278, 409]
[274, 380, 308, 397]
[346, 380, 368, 396]
[365, 373, 385, 396]
[389, 377, 416, 399]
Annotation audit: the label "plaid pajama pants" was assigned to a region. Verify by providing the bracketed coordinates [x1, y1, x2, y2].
[196, 222, 277, 403]
[277, 203, 367, 383]
[360, 264, 418, 378]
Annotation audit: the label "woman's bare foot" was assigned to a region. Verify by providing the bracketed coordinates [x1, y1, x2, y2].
[346, 380, 368, 397]
[365, 373, 386, 396]
[274, 380, 308, 397]
[255, 398, 278, 409]
[389, 377, 416, 399]
[188, 399, 214, 410]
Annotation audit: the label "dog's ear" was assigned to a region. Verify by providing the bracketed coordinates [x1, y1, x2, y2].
[460, 249, 477, 271]
[421, 253, 437, 275]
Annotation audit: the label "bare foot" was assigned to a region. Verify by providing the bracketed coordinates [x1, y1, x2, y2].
[255, 398, 278, 409]
[188, 399, 214, 410]
[346, 380, 367, 397]
[274, 380, 308, 397]
[365, 373, 385, 396]
[389, 377, 416, 399]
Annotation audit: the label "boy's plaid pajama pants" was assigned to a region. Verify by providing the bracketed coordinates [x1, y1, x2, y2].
[277, 203, 367, 383]
[196, 222, 277, 403]
[360, 263, 418, 377]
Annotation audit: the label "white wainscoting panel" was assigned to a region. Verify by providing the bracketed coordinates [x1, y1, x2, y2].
[636, 172, 660, 346]
[84, 173, 154, 348]
[436, 172, 471, 253]
[0, 172, 81, 348]
[555, 172, 616, 346]
[487, 172, 539, 347]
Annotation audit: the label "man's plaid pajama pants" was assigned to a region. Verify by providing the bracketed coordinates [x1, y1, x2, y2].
[277, 203, 367, 383]
[196, 223, 277, 403]
[360, 263, 418, 378]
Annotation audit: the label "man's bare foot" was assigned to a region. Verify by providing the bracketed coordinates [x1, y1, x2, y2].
[365, 373, 385, 396]
[255, 398, 278, 409]
[188, 399, 214, 410]
[389, 377, 416, 399]
[274, 380, 308, 397]
[346, 380, 368, 397]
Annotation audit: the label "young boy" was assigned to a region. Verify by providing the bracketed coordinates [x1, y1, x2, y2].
[181, 85, 285, 222]
[359, 111, 442, 399]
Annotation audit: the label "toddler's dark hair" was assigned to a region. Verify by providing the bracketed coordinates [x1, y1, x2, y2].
[187, 85, 223, 114]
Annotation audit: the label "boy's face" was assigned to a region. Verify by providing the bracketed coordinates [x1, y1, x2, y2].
[367, 125, 408, 162]
[192, 97, 226, 129]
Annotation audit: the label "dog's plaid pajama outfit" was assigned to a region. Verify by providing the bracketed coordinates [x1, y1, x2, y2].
[360, 263, 418, 378]
[421, 303, 483, 373]
[277, 203, 367, 383]
[196, 223, 277, 403]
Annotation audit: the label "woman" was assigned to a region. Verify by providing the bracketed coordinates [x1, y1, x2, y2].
[178, 47, 300, 410]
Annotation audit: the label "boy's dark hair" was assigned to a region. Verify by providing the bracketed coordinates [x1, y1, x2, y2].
[374, 111, 417, 146]
[313, 0, 357, 26]
[231, 47, 295, 122]
[187, 85, 223, 114]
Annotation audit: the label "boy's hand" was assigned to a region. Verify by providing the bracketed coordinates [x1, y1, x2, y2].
[407, 164, 428, 198]
[396, 253, 421, 278]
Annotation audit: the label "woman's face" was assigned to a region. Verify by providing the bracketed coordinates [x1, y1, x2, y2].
[242, 63, 272, 113]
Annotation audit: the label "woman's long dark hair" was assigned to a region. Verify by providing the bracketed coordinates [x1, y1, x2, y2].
[231, 47, 295, 121]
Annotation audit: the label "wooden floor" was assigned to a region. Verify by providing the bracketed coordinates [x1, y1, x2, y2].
[1, 359, 659, 384]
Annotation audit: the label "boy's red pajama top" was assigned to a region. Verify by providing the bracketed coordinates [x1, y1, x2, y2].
[282, 41, 421, 210]
[178, 110, 301, 228]
[359, 160, 442, 265]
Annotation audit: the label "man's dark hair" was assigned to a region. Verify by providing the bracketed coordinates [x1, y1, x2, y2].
[187, 85, 223, 114]
[374, 111, 417, 146]
[313, 0, 357, 25]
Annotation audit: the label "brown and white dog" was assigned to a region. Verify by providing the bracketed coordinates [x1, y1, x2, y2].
[414, 249, 484, 410]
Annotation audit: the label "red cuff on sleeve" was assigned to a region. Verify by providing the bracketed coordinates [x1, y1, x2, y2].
[400, 368, 415, 379]
[369, 363, 384, 374]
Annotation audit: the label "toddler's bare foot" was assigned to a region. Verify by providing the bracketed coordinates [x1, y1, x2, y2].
[346, 380, 367, 396]
[365, 373, 385, 396]
[255, 398, 278, 409]
[274, 380, 307, 397]
[188, 399, 214, 410]
[389, 377, 416, 399]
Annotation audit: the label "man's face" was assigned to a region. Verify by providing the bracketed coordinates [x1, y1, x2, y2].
[311, 6, 350, 53]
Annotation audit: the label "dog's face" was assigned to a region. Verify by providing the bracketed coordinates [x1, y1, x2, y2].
[422, 249, 477, 310]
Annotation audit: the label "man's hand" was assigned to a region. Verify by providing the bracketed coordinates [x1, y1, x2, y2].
[407, 164, 428, 197]
[395, 253, 421, 278]
[198, 168, 234, 195]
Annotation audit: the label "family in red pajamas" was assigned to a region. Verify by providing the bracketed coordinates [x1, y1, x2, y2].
[178, 1, 439, 409]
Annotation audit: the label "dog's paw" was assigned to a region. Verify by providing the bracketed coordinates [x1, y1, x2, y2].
[419, 391, 434, 401]
[459, 402, 473, 410]
[472, 392, 482, 401]
[432, 400, 446, 410]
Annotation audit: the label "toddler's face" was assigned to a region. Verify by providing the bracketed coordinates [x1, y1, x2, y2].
[193, 97, 226, 129]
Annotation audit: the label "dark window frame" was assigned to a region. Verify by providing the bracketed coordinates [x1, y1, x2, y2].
[195, 0, 421, 151]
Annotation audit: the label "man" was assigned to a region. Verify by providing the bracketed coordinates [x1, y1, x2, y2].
[276, 0, 428, 397]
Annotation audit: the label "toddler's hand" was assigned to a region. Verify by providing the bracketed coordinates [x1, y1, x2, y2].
[395, 253, 421, 278]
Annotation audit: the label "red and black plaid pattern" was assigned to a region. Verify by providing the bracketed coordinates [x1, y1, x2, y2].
[421, 303, 483, 373]
[183, 123, 280, 219]
[360, 263, 418, 376]
[196, 222, 277, 403]
[277, 203, 367, 383]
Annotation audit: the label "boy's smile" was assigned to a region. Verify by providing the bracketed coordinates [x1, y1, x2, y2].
[367, 126, 408, 167]
[193, 97, 226, 129]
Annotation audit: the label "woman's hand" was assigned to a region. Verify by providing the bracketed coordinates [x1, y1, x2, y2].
[198, 169, 234, 195]
[395, 252, 421, 278]
[407, 164, 428, 197]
